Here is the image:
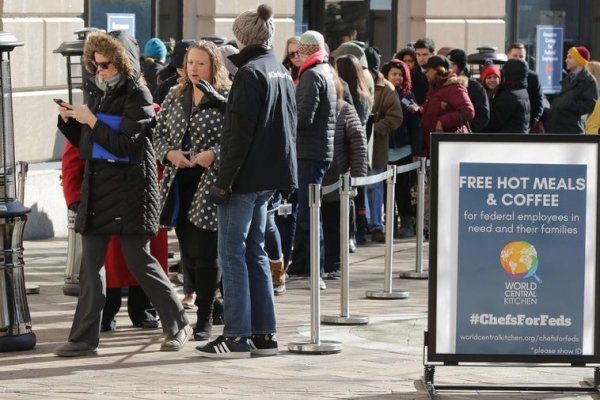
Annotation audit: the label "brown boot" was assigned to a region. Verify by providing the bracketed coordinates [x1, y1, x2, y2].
[269, 258, 286, 295]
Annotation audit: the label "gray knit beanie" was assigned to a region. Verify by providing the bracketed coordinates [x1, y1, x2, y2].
[232, 4, 274, 47]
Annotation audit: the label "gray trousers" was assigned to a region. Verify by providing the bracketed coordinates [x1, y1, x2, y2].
[68, 234, 188, 346]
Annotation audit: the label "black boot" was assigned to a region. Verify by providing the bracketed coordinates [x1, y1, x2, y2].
[212, 297, 224, 325]
[193, 261, 221, 341]
[101, 288, 121, 332]
[395, 215, 416, 238]
[128, 285, 159, 329]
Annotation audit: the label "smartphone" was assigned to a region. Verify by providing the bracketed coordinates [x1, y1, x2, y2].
[53, 98, 72, 109]
[401, 98, 412, 106]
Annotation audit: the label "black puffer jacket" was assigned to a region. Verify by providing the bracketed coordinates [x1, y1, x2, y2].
[58, 30, 158, 235]
[485, 58, 530, 133]
[296, 62, 337, 162]
[322, 100, 368, 202]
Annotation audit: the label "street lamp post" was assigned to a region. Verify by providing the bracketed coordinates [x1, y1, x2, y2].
[53, 28, 100, 296]
[0, 31, 35, 352]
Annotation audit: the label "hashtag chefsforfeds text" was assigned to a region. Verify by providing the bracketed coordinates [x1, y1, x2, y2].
[469, 313, 571, 326]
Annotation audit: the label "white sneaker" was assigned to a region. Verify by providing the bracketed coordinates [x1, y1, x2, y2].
[319, 277, 326, 290]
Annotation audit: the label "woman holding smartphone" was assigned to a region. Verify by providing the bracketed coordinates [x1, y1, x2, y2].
[54, 30, 191, 357]
[153, 40, 230, 341]
[380, 59, 422, 238]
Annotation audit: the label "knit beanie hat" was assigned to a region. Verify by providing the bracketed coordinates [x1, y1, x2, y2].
[332, 41, 367, 69]
[364, 46, 381, 73]
[219, 44, 240, 77]
[171, 39, 194, 69]
[568, 46, 591, 68]
[143, 38, 167, 60]
[232, 4, 274, 47]
[480, 64, 501, 84]
[298, 30, 325, 56]
[448, 48, 468, 73]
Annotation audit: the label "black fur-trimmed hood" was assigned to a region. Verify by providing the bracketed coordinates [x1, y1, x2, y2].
[83, 30, 141, 79]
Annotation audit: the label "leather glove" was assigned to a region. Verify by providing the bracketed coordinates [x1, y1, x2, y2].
[196, 80, 227, 114]
[208, 185, 229, 205]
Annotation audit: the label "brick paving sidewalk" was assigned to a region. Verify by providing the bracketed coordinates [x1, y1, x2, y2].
[0, 236, 596, 399]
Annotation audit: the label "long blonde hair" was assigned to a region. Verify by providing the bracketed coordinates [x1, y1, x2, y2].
[173, 40, 231, 98]
[586, 61, 600, 86]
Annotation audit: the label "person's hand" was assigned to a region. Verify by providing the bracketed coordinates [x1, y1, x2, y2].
[58, 104, 71, 123]
[196, 81, 225, 103]
[407, 103, 420, 113]
[208, 185, 229, 204]
[166, 149, 195, 168]
[195, 80, 227, 113]
[194, 149, 215, 168]
[435, 120, 443, 132]
[65, 104, 97, 127]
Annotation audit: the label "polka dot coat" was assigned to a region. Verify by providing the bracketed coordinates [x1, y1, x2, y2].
[153, 85, 227, 231]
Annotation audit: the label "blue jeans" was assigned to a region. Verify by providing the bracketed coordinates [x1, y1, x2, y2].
[367, 168, 385, 231]
[289, 159, 329, 275]
[218, 190, 275, 338]
[265, 208, 282, 261]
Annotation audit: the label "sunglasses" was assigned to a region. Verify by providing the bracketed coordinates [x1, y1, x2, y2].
[288, 51, 300, 58]
[92, 60, 113, 70]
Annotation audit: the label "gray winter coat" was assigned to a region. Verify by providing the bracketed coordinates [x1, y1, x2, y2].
[296, 62, 337, 162]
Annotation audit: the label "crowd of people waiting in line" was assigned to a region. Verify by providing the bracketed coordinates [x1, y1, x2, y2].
[53, 3, 600, 359]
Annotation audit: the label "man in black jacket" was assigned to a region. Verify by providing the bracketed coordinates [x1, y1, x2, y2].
[411, 38, 435, 105]
[506, 42, 545, 131]
[198, 4, 297, 359]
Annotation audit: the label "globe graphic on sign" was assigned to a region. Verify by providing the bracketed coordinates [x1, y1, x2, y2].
[499, 241, 541, 284]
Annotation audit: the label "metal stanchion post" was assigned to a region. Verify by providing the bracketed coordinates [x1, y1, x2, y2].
[63, 209, 81, 296]
[366, 166, 410, 299]
[322, 173, 368, 325]
[289, 183, 342, 354]
[17, 161, 39, 295]
[400, 157, 429, 279]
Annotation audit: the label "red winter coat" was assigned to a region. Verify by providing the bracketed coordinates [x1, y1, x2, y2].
[421, 74, 474, 157]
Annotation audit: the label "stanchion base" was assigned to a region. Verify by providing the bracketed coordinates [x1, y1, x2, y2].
[399, 270, 429, 279]
[365, 290, 410, 299]
[288, 340, 342, 354]
[0, 332, 36, 352]
[25, 284, 40, 295]
[321, 314, 369, 325]
[63, 282, 79, 297]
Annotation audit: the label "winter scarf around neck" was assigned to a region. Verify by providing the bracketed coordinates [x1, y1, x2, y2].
[296, 49, 329, 84]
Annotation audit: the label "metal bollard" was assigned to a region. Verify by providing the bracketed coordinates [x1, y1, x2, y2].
[288, 183, 342, 354]
[322, 173, 368, 325]
[400, 158, 429, 279]
[366, 166, 410, 299]
[63, 208, 81, 296]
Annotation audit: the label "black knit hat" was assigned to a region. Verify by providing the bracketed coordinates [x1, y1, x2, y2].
[448, 48, 468, 72]
[171, 39, 194, 69]
[364, 46, 381, 72]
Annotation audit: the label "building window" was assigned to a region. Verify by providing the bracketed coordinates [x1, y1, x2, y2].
[506, 0, 594, 69]
[86, 0, 155, 48]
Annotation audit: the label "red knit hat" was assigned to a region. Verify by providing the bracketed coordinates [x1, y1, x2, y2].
[481, 64, 501, 84]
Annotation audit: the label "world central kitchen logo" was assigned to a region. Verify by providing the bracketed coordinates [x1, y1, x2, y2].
[499, 241, 540, 305]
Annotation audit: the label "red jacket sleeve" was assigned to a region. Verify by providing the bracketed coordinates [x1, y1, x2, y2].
[61, 142, 85, 207]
